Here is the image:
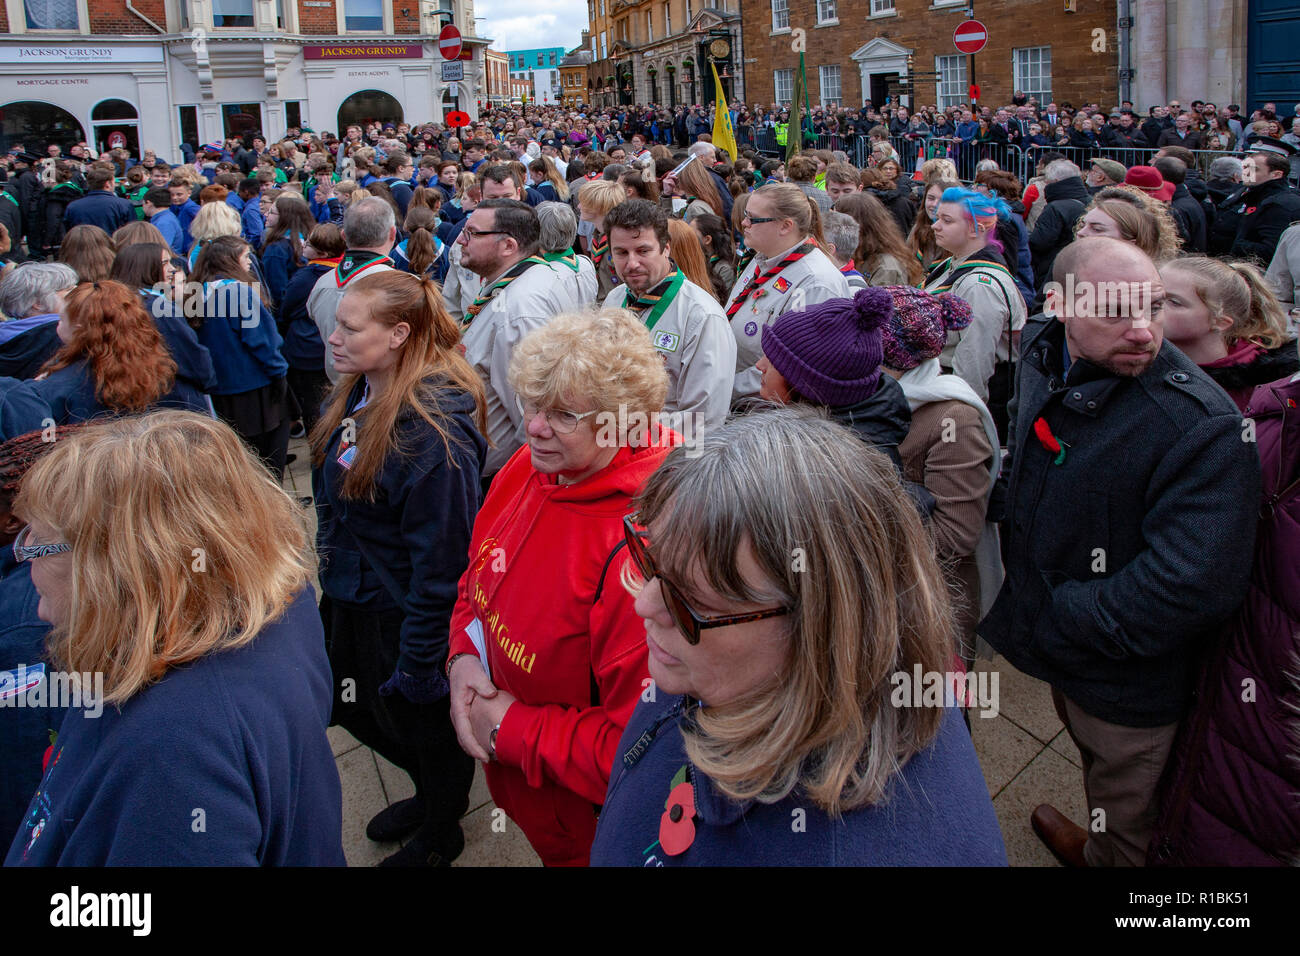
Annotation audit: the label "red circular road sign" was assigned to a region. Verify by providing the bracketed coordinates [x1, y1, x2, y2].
[446, 110, 470, 128]
[953, 19, 988, 55]
[438, 24, 463, 61]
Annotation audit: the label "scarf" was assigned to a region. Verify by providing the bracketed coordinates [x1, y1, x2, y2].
[725, 243, 813, 318]
[464, 256, 547, 323]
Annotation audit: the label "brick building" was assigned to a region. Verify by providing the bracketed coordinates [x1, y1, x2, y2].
[558, 48, 590, 107]
[741, 0, 1124, 112]
[484, 47, 509, 107]
[0, 0, 492, 161]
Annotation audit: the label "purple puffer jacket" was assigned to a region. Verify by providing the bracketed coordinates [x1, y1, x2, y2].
[1147, 373, 1300, 866]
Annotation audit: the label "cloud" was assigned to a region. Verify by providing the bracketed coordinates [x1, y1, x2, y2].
[475, 0, 587, 52]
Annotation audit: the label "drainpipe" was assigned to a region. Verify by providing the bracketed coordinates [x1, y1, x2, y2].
[1118, 0, 1132, 104]
[126, 0, 166, 33]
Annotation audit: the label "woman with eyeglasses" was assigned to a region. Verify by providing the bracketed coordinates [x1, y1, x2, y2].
[589, 406, 1007, 867]
[447, 308, 678, 867]
[5, 411, 344, 866]
[725, 182, 850, 404]
[312, 269, 487, 867]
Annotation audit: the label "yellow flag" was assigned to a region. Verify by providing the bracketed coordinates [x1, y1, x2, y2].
[710, 61, 738, 162]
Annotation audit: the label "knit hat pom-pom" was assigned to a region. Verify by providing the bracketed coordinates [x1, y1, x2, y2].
[851, 287, 894, 333]
[939, 293, 974, 333]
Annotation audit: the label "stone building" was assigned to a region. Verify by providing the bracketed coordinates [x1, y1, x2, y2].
[583, 0, 744, 110]
[0, 0, 491, 161]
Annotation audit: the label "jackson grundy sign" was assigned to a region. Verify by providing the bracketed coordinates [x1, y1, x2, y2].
[303, 45, 423, 59]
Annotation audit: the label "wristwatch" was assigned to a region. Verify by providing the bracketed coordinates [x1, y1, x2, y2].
[488, 723, 502, 762]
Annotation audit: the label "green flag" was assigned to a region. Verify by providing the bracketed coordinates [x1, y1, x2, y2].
[786, 52, 813, 162]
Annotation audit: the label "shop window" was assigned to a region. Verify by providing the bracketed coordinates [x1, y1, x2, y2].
[177, 106, 199, 153]
[344, 0, 383, 31]
[0, 100, 85, 154]
[222, 103, 264, 139]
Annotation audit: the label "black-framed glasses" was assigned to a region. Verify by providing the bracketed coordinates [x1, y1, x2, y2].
[461, 226, 508, 240]
[743, 215, 778, 225]
[13, 525, 71, 563]
[623, 515, 790, 646]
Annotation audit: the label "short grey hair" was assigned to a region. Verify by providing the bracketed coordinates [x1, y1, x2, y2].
[822, 211, 859, 265]
[1044, 158, 1082, 183]
[0, 262, 78, 318]
[687, 141, 716, 162]
[975, 158, 1001, 174]
[536, 201, 577, 253]
[1209, 156, 1243, 181]
[602, 162, 629, 182]
[342, 196, 396, 250]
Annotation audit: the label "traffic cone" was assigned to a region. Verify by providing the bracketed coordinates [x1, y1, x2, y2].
[912, 144, 925, 181]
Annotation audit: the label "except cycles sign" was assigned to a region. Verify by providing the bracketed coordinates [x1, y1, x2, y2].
[953, 20, 989, 55]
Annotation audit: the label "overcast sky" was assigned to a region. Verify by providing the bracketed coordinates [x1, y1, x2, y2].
[475, 0, 588, 54]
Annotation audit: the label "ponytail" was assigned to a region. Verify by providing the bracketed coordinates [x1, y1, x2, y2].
[1226, 260, 1289, 350]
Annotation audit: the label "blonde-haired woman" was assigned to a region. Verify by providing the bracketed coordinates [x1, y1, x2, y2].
[5, 411, 343, 866]
[187, 200, 243, 268]
[447, 307, 678, 867]
[576, 178, 627, 299]
[726, 181, 850, 402]
[1159, 256, 1298, 412]
[312, 269, 487, 867]
[590, 406, 1006, 866]
[1075, 186, 1182, 262]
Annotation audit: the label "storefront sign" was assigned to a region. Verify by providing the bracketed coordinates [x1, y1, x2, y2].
[303, 44, 423, 60]
[12, 77, 91, 85]
[0, 45, 164, 64]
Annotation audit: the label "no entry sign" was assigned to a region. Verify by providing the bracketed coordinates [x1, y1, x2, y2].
[438, 24, 463, 61]
[953, 20, 988, 55]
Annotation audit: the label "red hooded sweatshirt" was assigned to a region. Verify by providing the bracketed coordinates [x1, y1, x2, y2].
[448, 428, 679, 866]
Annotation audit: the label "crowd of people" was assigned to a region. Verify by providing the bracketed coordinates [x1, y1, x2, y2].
[0, 88, 1297, 868]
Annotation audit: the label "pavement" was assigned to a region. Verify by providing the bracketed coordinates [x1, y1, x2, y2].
[283, 436, 1086, 867]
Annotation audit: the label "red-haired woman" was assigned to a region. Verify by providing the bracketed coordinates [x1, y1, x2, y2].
[32, 280, 211, 424]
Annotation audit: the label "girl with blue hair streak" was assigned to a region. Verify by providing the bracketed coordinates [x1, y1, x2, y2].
[922, 187, 1028, 442]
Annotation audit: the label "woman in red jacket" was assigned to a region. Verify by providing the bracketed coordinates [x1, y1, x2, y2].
[447, 307, 677, 866]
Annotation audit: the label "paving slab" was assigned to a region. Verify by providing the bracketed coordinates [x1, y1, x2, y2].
[975, 655, 1064, 745]
[992, 746, 1090, 867]
[337, 747, 396, 867]
[454, 802, 542, 867]
[970, 712, 1049, 799]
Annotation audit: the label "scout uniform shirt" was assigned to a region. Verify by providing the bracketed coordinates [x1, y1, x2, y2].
[724, 242, 851, 402]
[923, 251, 1027, 403]
[461, 256, 583, 476]
[544, 248, 599, 307]
[601, 268, 737, 434]
[441, 239, 481, 323]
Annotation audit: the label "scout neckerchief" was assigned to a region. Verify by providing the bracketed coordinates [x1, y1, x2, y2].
[543, 248, 580, 272]
[309, 255, 342, 269]
[736, 248, 756, 274]
[924, 254, 1014, 293]
[464, 255, 547, 324]
[333, 250, 393, 288]
[591, 231, 609, 268]
[623, 267, 685, 332]
[724, 243, 813, 319]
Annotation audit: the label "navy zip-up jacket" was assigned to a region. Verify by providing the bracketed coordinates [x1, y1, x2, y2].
[196, 280, 287, 395]
[0, 314, 62, 380]
[312, 378, 485, 677]
[6, 586, 345, 866]
[62, 189, 135, 236]
[0, 548, 60, 843]
[0, 376, 51, 439]
[260, 235, 304, 311]
[138, 291, 219, 395]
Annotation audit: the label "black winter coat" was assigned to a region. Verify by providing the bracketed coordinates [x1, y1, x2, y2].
[869, 183, 917, 238]
[1230, 178, 1300, 264]
[1028, 176, 1090, 290]
[41, 182, 84, 255]
[978, 318, 1261, 727]
[1169, 182, 1208, 254]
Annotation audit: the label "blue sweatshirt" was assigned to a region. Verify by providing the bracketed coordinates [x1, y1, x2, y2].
[139, 291, 220, 396]
[312, 379, 485, 677]
[172, 199, 200, 252]
[149, 208, 186, 256]
[32, 358, 211, 424]
[0, 314, 61, 380]
[277, 261, 330, 371]
[6, 586, 345, 866]
[196, 280, 287, 395]
[590, 697, 1008, 867]
[260, 236, 304, 310]
[0, 548, 61, 842]
[241, 201, 265, 248]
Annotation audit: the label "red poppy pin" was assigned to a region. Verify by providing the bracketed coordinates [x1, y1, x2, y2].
[1245, 206, 1257, 215]
[1033, 416, 1068, 465]
[659, 765, 697, 856]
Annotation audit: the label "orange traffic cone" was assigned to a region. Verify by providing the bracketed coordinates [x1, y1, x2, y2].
[912, 144, 925, 180]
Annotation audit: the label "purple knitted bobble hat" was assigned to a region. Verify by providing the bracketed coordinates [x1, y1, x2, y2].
[761, 287, 893, 407]
[879, 287, 974, 371]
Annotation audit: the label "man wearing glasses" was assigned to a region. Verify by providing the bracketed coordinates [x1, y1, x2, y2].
[457, 199, 583, 478]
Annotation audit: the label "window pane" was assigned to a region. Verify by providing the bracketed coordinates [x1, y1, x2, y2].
[92, 99, 138, 121]
[819, 65, 840, 107]
[222, 103, 264, 139]
[774, 69, 792, 105]
[286, 102, 303, 129]
[178, 106, 199, 152]
[818, 0, 836, 22]
[771, 0, 788, 30]
[935, 55, 966, 109]
[345, 0, 383, 30]
[25, 0, 78, 29]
